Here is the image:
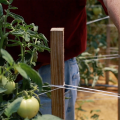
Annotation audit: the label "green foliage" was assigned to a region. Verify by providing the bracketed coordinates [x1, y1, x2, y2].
[0, 3, 3, 17]
[33, 114, 63, 120]
[76, 100, 100, 120]
[76, 1, 108, 87]
[0, 87, 7, 93]
[4, 97, 23, 117]
[1, 49, 14, 66]
[76, 1, 118, 120]
[76, 1, 118, 87]
[15, 63, 43, 92]
[77, 50, 104, 87]
[0, 1, 61, 120]
[86, 0, 107, 22]
[0, 0, 9, 5]
[104, 67, 118, 79]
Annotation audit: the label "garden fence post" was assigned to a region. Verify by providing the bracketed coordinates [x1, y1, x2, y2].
[50, 28, 65, 119]
[105, 18, 110, 85]
[118, 32, 120, 120]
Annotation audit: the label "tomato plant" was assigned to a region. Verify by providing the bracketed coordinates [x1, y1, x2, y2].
[0, 0, 62, 120]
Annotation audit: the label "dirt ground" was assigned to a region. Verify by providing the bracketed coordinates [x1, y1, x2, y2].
[75, 71, 118, 120]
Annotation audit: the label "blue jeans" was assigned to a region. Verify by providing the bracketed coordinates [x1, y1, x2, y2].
[38, 57, 80, 120]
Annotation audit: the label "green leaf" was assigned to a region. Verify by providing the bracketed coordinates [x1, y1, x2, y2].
[76, 106, 86, 112]
[91, 114, 99, 119]
[39, 33, 48, 46]
[4, 22, 12, 29]
[4, 97, 23, 117]
[90, 109, 101, 113]
[17, 63, 42, 92]
[24, 33, 30, 42]
[27, 29, 37, 36]
[0, 0, 9, 5]
[29, 43, 50, 52]
[11, 29, 24, 36]
[14, 65, 29, 80]
[33, 114, 63, 120]
[9, 0, 13, 4]
[0, 87, 7, 93]
[7, 42, 20, 47]
[25, 24, 33, 30]
[0, 110, 4, 116]
[33, 26, 38, 32]
[8, 12, 24, 22]
[1, 49, 14, 66]
[9, 6, 18, 10]
[0, 3, 3, 17]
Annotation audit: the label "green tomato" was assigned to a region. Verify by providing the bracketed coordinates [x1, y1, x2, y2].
[93, 7, 102, 16]
[17, 96, 39, 119]
[2, 76, 15, 94]
[4, 81, 15, 94]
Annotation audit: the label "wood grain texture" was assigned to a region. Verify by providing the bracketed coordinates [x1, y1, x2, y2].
[118, 33, 120, 120]
[106, 19, 111, 85]
[50, 28, 65, 119]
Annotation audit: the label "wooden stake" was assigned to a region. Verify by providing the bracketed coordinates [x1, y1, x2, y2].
[118, 33, 120, 120]
[50, 28, 65, 119]
[106, 18, 110, 85]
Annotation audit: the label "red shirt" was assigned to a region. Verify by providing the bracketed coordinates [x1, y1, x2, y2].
[5, 0, 108, 69]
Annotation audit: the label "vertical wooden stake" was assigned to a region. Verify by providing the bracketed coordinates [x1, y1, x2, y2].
[50, 28, 65, 119]
[118, 33, 120, 120]
[106, 19, 110, 85]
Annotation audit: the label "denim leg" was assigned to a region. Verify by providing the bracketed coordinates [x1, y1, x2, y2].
[65, 58, 80, 120]
[38, 58, 80, 120]
[38, 65, 52, 114]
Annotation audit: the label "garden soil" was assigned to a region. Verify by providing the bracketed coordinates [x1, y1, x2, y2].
[75, 71, 118, 120]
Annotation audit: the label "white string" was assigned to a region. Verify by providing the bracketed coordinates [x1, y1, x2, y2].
[87, 16, 110, 25]
[80, 56, 120, 62]
[65, 84, 118, 95]
[38, 87, 61, 96]
[79, 54, 118, 59]
[52, 86, 119, 98]
[67, 88, 119, 98]
[42, 84, 119, 98]
[76, 98, 117, 101]
[48, 84, 118, 96]
[38, 86, 118, 100]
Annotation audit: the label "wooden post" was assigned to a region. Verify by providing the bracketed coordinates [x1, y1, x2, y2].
[106, 19, 111, 85]
[50, 28, 65, 119]
[118, 33, 120, 120]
